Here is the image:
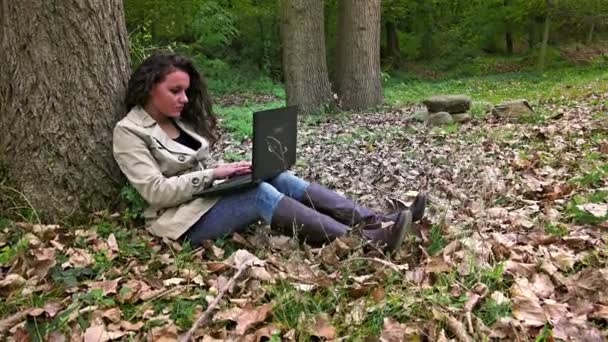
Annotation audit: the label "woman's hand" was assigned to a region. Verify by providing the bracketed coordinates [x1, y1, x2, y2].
[212, 161, 252, 179]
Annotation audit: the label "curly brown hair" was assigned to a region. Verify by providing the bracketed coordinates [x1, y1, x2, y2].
[125, 52, 218, 144]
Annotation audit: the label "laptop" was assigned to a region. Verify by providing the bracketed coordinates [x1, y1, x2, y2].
[196, 106, 298, 197]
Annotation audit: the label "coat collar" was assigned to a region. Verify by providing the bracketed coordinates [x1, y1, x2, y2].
[126, 106, 210, 156]
[126, 106, 156, 127]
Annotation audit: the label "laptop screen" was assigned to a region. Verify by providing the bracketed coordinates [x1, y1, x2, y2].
[252, 106, 298, 181]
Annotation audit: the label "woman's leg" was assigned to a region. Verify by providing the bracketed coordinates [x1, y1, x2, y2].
[268, 171, 310, 201]
[181, 183, 284, 246]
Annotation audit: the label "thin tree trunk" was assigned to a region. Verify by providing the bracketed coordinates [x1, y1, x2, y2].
[0, 0, 130, 219]
[538, 0, 552, 70]
[506, 30, 514, 55]
[504, 0, 513, 54]
[386, 21, 400, 59]
[280, 0, 332, 114]
[335, 0, 382, 110]
[587, 21, 595, 45]
[528, 18, 536, 49]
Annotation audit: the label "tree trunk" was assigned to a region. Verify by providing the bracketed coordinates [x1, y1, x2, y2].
[587, 21, 595, 45]
[504, 0, 513, 54]
[280, 0, 332, 114]
[506, 30, 514, 55]
[538, 0, 552, 70]
[335, 0, 382, 110]
[528, 18, 536, 50]
[385, 21, 400, 59]
[0, 0, 131, 220]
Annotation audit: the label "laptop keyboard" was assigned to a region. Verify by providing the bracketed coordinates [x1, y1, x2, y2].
[212, 174, 252, 189]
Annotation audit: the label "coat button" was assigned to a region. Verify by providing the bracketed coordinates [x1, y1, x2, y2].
[178, 155, 186, 162]
[192, 177, 200, 185]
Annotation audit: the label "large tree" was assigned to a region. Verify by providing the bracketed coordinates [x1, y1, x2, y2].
[0, 1, 131, 219]
[335, 0, 383, 110]
[280, 0, 332, 113]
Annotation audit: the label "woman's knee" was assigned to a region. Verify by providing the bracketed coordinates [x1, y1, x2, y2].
[253, 182, 284, 222]
[270, 172, 310, 199]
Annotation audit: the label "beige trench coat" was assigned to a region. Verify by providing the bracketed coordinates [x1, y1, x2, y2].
[113, 106, 220, 240]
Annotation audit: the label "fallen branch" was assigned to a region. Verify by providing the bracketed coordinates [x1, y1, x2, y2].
[446, 315, 474, 342]
[180, 257, 252, 342]
[348, 257, 408, 272]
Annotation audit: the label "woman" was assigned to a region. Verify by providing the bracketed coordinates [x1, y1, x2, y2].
[113, 52, 426, 253]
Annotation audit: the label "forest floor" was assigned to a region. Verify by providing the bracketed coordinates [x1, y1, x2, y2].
[1, 68, 607, 341]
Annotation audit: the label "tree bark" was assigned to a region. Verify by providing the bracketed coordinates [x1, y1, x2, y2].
[538, 0, 552, 70]
[280, 0, 332, 114]
[506, 30, 514, 55]
[385, 21, 400, 59]
[335, 0, 382, 110]
[587, 21, 595, 45]
[528, 18, 536, 50]
[0, 0, 131, 220]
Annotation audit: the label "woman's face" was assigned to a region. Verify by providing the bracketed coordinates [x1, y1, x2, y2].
[147, 69, 190, 118]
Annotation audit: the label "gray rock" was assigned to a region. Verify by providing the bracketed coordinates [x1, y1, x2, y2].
[423, 95, 471, 113]
[451, 112, 472, 123]
[492, 99, 534, 118]
[413, 110, 429, 122]
[428, 111, 454, 126]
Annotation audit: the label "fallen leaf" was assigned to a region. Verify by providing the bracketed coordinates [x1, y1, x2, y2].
[84, 324, 110, 342]
[89, 279, 120, 296]
[311, 314, 336, 340]
[119, 320, 144, 331]
[542, 299, 568, 324]
[510, 277, 545, 327]
[380, 318, 419, 341]
[149, 324, 178, 342]
[32, 247, 55, 261]
[216, 303, 273, 335]
[68, 248, 94, 268]
[43, 301, 62, 318]
[504, 261, 536, 278]
[553, 316, 603, 342]
[531, 273, 555, 299]
[102, 308, 121, 323]
[426, 257, 452, 273]
[590, 304, 608, 320]
[162, 278, 186, 286]
[107, 234, 119, 252]
[577, 203, 608, 218]
[0, 274, 26, 290]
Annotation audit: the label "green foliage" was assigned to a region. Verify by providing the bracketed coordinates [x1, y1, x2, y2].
[0, 237, 28, 266]
[120, 185, 146, 223]
[215, 101, 284, 141]
[476, 298, 512, 326]
[384, 63, 608, 106]
[427, 224, 447, 256]
[545, 223, 569, 237]
[566, 191, 608, 225]
[168, 299, 198, 330]
[573, 164, 608, 188]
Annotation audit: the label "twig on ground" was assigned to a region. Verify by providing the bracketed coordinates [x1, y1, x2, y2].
[348, 257, 408, 272]
[179, 259, 252, 342]
[445, 315, 474, 342]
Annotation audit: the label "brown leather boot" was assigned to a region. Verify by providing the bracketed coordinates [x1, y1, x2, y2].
[362, 210, 413, 253]
[382, 191, 427, 223]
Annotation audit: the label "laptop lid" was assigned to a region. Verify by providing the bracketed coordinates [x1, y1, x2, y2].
[252, 106, 298, 181]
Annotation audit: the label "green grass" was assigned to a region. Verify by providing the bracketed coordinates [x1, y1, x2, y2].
[213, 58, 608, 142]
[384, 63, 608, 107]
[215, 101, 284, 141]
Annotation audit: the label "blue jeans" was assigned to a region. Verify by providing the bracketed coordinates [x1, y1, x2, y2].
[181, 171, 310, 245]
